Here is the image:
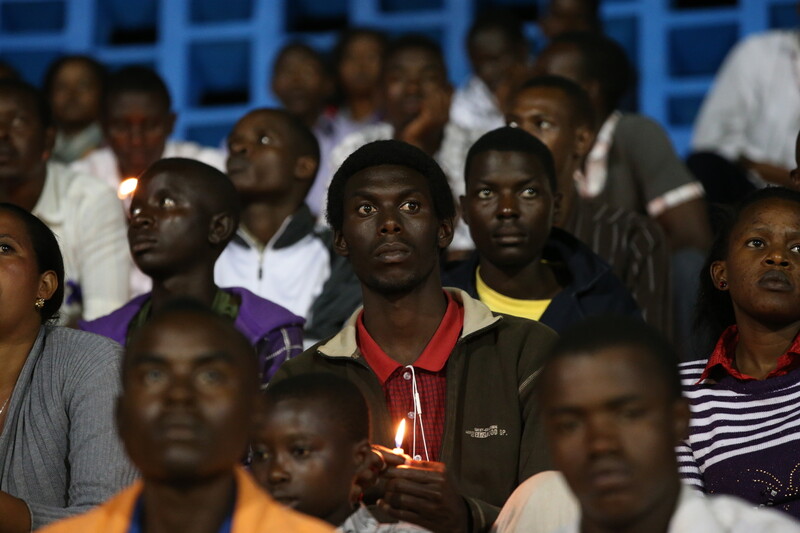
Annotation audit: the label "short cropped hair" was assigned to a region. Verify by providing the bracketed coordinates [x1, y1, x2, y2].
[465, 126, 557, 191]
[467, 10, 526, 49]
[542, 315, 682, 401]
[264, 373, 369, 442]
[516, 75, 595, 130]
[384, 34, 446, 73]
[549, 32, 634, 112]
[124, 297, 256, 384]
[142, 158, 241, 247]
[43, 55, 107, 99]
[326, 139, 456, 232]
[0, 78, 53, 128]
[272, 42, 330, 77]
[104, 65, 171, 112]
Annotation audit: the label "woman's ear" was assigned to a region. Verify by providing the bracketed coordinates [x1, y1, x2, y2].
[37, 270, 58, 301]
[710, 260, 728, 291]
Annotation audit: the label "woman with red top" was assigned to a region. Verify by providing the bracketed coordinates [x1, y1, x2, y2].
[677, 187, 800, 519]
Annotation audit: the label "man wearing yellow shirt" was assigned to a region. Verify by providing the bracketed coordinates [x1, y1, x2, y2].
[444, 126, 640, 332]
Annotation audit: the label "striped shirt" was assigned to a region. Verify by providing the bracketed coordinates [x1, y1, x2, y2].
[563, 195, 672, 336]
[677, 344, 800, 519]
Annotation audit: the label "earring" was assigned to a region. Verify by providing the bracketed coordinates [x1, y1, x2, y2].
[34, 297, 45, 310]
[719, 281, 728, 289]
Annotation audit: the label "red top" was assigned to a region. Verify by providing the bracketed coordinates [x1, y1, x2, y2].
[356, 292, 464, 461]
[697, 325, 800, 383]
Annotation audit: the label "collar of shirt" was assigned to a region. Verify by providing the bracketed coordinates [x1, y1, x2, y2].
[582, 111, 622, 197]
[696, 325, 800, 383]
[127, 488, 236, 533]
[356, 291, 464, 384]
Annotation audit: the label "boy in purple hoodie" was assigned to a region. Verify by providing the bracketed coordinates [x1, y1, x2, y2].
[81, 157, 304, 386]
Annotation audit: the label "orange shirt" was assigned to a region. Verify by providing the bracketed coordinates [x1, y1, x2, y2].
[36, 467, 334, 533]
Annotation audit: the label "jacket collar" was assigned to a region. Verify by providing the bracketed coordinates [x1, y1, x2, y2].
[231, 204, 317, 251]
[317, 288, 501, 359]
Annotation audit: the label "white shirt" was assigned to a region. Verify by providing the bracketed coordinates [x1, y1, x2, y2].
[71, 140, 226, 297]
[450, 75, 506, 133]
[33, 163, 131, 322]
[214, 218, 330, 324]
[494, 471, 800, 533]
[692, 30, 800, 170]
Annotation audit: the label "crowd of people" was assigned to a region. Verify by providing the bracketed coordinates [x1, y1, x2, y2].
[0, 0, 799, 531]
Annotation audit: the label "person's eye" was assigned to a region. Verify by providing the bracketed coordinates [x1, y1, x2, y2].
[537, 119, 554, 131]
[552, 418, 581, 435]
[790, 243, 800, 253]
[258, 135, 272, 146]
[141, 368, 166, 385]
[251, 446, 270, 462]
[159, 197, 176, 209]
[357, 204, 375, 216]
[130, 206, 142, 217]
[520, 187, 539, 198]
[477, 188, 493, 199]
[291, 445, 312, 459]
[196, 368, 225, 387]
[11, 116, 29, 129]
[0, 243, 14, 253]
[400, 201, 420, 213]
[746, 238, 765, 248]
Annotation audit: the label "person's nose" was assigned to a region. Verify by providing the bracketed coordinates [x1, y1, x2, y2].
[585, 416, 621, 457]
[497, 192, 519, 219]
[129, 205, 154, 229]
[764, 247, 791, 268]
[378, 210, 402, 235]
[268, 454, 291, 485]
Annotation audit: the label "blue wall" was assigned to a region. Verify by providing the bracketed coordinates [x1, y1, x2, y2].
[0, 0, 796, 155]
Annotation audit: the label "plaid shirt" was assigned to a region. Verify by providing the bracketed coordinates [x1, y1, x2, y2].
[356, 293, 464, 461]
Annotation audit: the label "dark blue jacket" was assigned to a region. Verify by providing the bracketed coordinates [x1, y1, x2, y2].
[443, 227, 641, 333]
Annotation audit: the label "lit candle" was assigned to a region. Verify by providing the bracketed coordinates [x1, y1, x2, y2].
[393, 419, 406, 455]
[117, 177, 138, 200]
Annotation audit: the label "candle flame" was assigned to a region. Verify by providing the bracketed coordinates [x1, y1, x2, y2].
[117, 178, 138, 200]
[394, 419, 406, 449]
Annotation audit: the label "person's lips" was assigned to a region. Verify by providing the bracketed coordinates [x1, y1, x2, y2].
[374, 241, 412, 264]
[129, 234, 158, 254]
[492, 225, 527, 245]
[158, 413, 202, 441]
[0, 144, 17, 163]
[226, 157, 249, 177]
[758, 270, 793, 292]
[587, 463, 633, 493]
[270, 493, 299, 508]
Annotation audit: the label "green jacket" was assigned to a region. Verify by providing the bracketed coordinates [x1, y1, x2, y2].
[272, 288, 558, 532]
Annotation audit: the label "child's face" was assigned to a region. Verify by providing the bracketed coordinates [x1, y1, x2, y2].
[251, 398, 366, 526]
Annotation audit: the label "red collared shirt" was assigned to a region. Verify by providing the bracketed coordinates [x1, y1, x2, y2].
[356, 292, 464, 461]
[697, 325, 800, 383]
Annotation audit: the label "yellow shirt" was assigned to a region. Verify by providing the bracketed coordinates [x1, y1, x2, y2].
[476, 269, 551, 321]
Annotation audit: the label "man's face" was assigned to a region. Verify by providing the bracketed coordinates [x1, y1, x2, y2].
[272, 49, 330, 120]
[338, 35, 384, 99]
[541, 347, 688, 530]
[226, 110, 299, 199]
[383, 48, 448, 129]
[49, 60, 102, 129]
[104, 91, 175, 179]
[118, 312, 255, 482]
[335, 164, 452, 294]
[507, 86, 590, 194]
[251, 398, 363, 525]
[462, 150, 557, 269]
[0, 89, 52, 182]
[468, 27, 524, 93]
[128, 169, 213, 278]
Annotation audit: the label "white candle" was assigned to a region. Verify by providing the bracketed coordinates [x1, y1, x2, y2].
[393, 418, 406, 455]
